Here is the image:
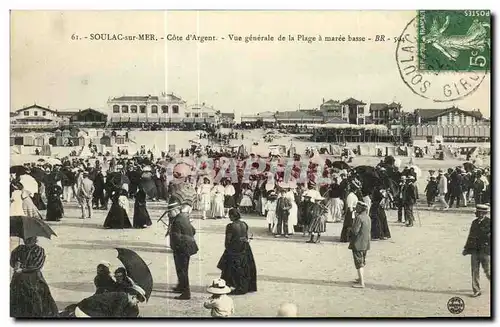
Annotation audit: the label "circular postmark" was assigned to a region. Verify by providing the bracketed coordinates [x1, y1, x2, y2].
[447, 296, 465, 314]
[395, 17, 487, 102]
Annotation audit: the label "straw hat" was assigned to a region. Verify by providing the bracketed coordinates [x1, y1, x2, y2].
[207, 279, 231, 295]
[126, 284, 147, 302]
[476, 204, 490, 213]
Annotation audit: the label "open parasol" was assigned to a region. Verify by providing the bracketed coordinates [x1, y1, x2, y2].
[331, 161, 350, 170]
[10, 165, 28, 176]
[10, 215, 57, 240]
[19, 174, 39, 195]
[116, 248, 153, 301]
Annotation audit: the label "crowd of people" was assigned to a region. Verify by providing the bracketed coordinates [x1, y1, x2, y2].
[9, 141, 492, 317]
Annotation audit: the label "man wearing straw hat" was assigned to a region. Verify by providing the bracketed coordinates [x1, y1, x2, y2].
[163, 197, 199, 300]
[203, 278, 234, 317]
[462, 204, 491, 297]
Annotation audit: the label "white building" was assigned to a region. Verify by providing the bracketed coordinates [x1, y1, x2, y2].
[107, 92, 186, 123]
[10, 104, 62, 129]
[185, 103, 219, 124]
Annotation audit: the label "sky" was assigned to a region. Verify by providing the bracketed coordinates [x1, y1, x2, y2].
[10, 10, 491, 119]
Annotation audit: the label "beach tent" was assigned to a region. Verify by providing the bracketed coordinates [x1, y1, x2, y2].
[236, 144, 248, 157]
[77, 145, 93, 158]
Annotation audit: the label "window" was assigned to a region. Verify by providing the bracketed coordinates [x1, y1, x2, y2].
[194, 113, 200, 118]
[186, 113, 191, 118]
[34, 111, 38, 116]
[130, 105, 138, 113]
[24, 111, 29, 116]
[172, 105, 179, 114]
[121, 105, 129, 113]
[139, 105, 146, 114]
[161, 105, 168, 113]
[113, 105, 120, 113]
[151, 105, 158, 114]
[42, 111, 46, 116]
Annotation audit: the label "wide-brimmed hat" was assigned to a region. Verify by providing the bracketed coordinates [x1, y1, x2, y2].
[476, 204, 490, 213]
[438, 169, 444, 174]
[207, 278, 231, 295]
[126, 283, 147, 302]
[314, 196, 325, 201]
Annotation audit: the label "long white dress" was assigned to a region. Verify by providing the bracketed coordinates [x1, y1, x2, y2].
[264, 200, 277, 232]
[239, 189, 254, 208]
[211, 185, 225, 218]
[198, 184, 212, 212]
[10, 190, 24, 216]
[285, 191, 298, 235]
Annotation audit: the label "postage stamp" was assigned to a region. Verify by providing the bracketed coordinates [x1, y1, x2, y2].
[417, 10, 491, 72]
[396, 16, 487, 102]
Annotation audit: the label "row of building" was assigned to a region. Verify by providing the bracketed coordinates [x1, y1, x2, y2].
[241, 97, 487, 127]
[10, 92, 235, 129]
[11, 93, 488, 131]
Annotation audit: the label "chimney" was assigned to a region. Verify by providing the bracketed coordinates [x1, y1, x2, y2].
[322, 98, 325, 104]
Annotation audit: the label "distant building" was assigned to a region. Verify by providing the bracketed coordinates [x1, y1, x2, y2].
[369, 102, 402, 125]
[340, 98, 367, 124]
[320, 99, 342, 120]
[185, 103, 219, 124]
[220, 112, 235, 126]
[413, 107, 485, 125]
[69, 108, 108, 126]
[107, 92, 186, 123]
[275, 110, 324, 125]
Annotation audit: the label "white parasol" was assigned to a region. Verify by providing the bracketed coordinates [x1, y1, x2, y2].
[19, 174, 39, 195]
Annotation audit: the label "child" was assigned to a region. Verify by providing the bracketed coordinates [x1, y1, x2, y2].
[94, 261, 116, 294]
[424, 176, 438, 206]
[239, 184, 254, 213]
[264, 191, 278, 233]
[203, 279, 234, 317]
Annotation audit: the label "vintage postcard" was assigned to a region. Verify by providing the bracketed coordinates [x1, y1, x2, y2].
[9, 10, 491, 318]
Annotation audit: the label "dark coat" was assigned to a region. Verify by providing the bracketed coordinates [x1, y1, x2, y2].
[348, 211, 371, 251]
[169, 212, 199, 256]
[464, 217, 491, 255]
[402, 183, 417, 205]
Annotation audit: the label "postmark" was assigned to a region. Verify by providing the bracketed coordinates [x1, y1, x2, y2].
[395, 15, 487, 102]
[418, 10, 491, 72]
[447, 296, 465, 314]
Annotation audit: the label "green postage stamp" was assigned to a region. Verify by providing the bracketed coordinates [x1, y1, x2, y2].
[418, 10, 491, 72]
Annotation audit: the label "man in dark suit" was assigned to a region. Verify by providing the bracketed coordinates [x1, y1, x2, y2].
[166, 198, 199, 300]
[349, 201, 371, 289]
[403, 176, 418, 227]
[463, 204, 491, 297]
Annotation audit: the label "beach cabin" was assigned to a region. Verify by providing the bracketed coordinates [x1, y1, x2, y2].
[22, 135, 34, 146]
[41, 144, 52, 156]
[34, 135, 45, 147]
[100, 135, 112, 146]
[54, 129, 62, 138]
[62, 130, 71, 138]
[14, 136, 23, 145]
[115, 135, 126, 145]
[56, 137, 65, 146]
[10, 136, 15, 146]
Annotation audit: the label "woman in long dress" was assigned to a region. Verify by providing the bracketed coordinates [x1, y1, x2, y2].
[325, 176, 344, 223]
[223, 179, 236, 218]
[197, 177, 213, 219]
[18, 183, 43, 220]
[210, 182, 225, 219]
[217, 208, 257, 295]
[133, 185, 152, 228]
[370, 189, 391, 240]
[10, 236, 59, 317]
[103, 189, 132, 229]
[45, 184, 64, 222]
[264, 191, 278, 233]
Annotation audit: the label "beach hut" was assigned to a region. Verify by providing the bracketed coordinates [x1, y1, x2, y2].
[48, 137, 57, 146]
[168, 144, 176, 153]
[54, 129, 62, 138]
[40, 144, 52, 156]
[115, 135, 126, 145]
[14, 136, 23, 145]
[56, 136, 65, 146]
[62, 129, 71, 138]
[10, 136, 15, 146]
[34, 135, 45, 146]
[23, 135, 34, 146]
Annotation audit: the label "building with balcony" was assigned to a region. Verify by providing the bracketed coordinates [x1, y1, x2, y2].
[369, 102, 402, 125]
[107, 92, 186, 124]
[10, 104, 62, 129]
[341, 98, 367, 124]
[320, 99, 342, 120]
[184, 103, 219, 124]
